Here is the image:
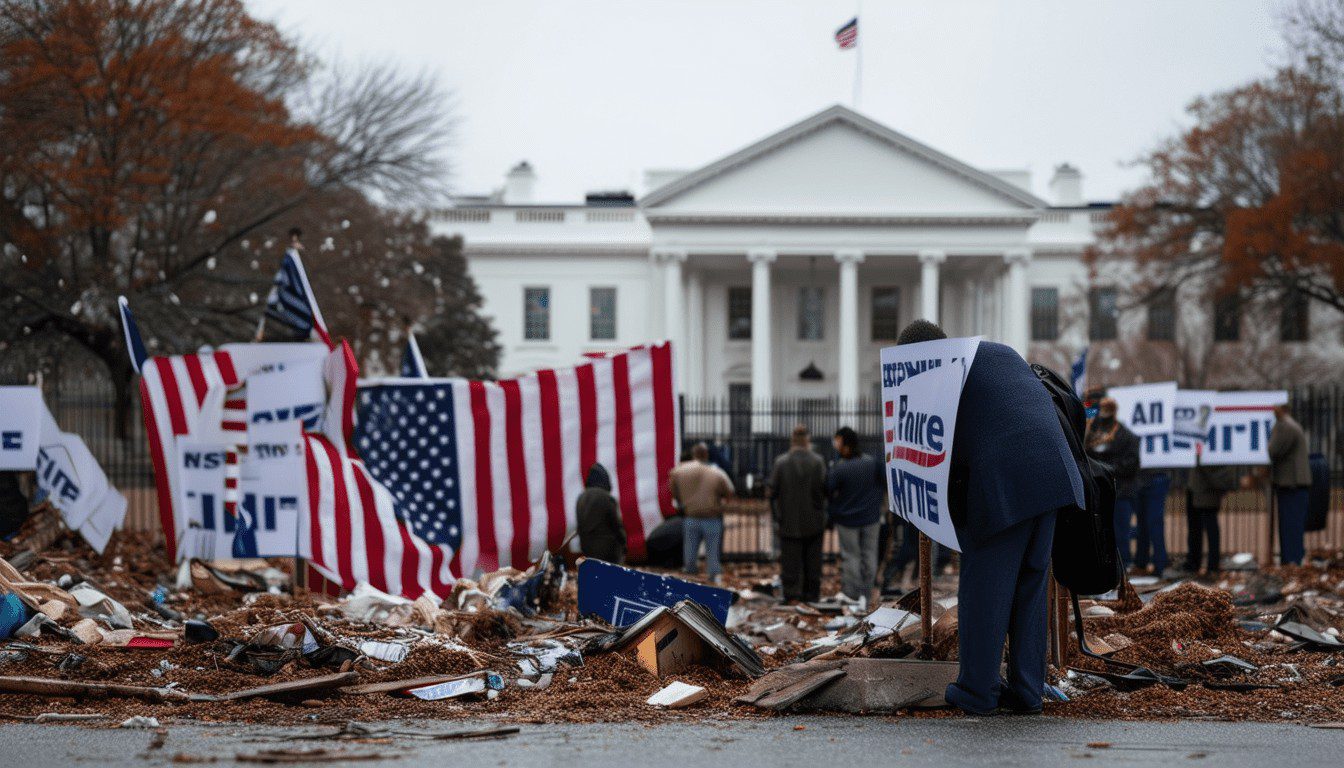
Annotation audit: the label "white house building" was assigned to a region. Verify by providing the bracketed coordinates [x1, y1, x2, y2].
[431, 105, 1338, 400]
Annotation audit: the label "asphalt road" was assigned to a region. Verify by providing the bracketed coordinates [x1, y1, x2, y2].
[1, 715, 1338, 767]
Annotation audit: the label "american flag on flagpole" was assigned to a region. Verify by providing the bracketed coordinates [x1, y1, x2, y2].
[262, 248, 331, 347]
[304, 341, 679, 596]
[835, 16, 858, 49]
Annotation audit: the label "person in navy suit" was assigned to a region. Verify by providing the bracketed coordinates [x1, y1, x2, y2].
[897, 320, 1083, 715]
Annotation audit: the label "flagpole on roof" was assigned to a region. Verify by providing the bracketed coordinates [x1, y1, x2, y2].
[853, 3, 862, 110]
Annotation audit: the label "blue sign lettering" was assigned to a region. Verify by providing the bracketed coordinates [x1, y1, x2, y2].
[1, 431, 21, 451]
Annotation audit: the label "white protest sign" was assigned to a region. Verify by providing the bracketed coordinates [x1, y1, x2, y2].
[1173, 390, 1217, 441]
[1199, 391, 1286, 466]
[35, 432, 111, 531]
[174, 440, 231, 561]
[880, 337, 980, 552]
[234, 420, 305, 558]
[0, 386, 43, 470]
[1110, 382, 1177, 438]
[1139, 432, 1199, 469]
[245, 359, 325, 432]
[77, 491, 127, 554]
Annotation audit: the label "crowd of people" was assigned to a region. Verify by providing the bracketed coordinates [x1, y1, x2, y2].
[573, 319, 1326, 717]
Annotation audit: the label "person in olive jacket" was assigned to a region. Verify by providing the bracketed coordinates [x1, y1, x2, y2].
[1268, 404, 1312, 565]
[767, 425, 827, 604]
[1185, 457, 1239, 574]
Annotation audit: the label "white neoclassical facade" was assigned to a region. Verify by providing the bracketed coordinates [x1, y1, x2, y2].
[431, 105, 1119, 400]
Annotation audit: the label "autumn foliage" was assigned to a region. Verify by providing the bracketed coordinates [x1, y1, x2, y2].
[1094, 50, 1344, 314]
[0, 0, 493, 428]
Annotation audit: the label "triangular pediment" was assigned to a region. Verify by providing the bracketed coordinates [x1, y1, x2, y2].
[642, 105, 1044, 216]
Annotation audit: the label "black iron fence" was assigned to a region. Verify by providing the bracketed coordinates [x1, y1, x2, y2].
[9, 371, 1344, 560]
[684, 388, 1344, 562]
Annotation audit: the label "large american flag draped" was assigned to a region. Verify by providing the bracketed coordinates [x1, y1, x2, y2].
[305, 341, 678, 596]
[141, 339, 678, 599]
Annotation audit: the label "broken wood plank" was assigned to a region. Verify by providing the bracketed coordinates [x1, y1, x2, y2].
[734, 660, 845, 707]
[0, 675, 189, 703]
[338, 671, 487, 696]
[192, 671, 360, 703]
[753, 669, 846, 710]
[802, 658, 959, 712]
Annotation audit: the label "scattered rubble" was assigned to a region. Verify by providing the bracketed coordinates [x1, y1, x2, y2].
[0, 509, 1342, 728]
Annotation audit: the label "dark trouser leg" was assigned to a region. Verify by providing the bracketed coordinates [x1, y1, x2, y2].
[1277, 487, 1309, 565]
[1113, 496, 1134, 569]
[945, 518, 1035, 715]
[779, 537, 803, 602]
[882, 520, 917, 588]
[1201, 507, 1221, 572]
[1003, 510, 1056, 712]
[802, 533, 823, 603]
[1144, 474, 1170, 573]
[1185, 497, 1203, 572]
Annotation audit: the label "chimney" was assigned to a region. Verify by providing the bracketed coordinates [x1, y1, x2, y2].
[503, 161, 536, 204]
[1049, 163, 1083, 207]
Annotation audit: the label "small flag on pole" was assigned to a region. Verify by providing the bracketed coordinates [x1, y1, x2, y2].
[835, 16, 858, 49]
[400, 331, 428, 379]
[1070, 347, 1088, 398]
[117, 296, 149, 374]
[262, 248, 331, 347]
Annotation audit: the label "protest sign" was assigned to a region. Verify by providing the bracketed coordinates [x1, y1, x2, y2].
[1173, 390, 1217, 441]
[1139, 432, 1199, 469]
[174, 440, 231, 560]
[246, 359, 325, 431]
[35, 432, 111, 531]
[0, 386, 43, 470]
[1199, 391, 1286, 466]
[1110, 382, 1177, 438]
[236, 420, 305, 557]
[879, 337, 980, 552]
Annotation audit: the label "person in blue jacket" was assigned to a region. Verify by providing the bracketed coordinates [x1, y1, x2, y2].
[897, 320, 1083, 715]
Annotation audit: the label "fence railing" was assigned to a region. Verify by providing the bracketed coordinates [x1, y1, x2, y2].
[18, 375, 1344, 561]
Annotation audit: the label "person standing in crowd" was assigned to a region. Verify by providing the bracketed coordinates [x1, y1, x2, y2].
[767, 424, 827, 604]
[575, 463, 625, 564]
[897, 320, 1083, 716]
[1185, 454, 1238, 574]
[1268, 403, 1312, 565]
[669, 443, 735, 583]
[1084, 397, 1140, 569]
[1132, 467, 1172, 576]
[827, 426, 885, 608]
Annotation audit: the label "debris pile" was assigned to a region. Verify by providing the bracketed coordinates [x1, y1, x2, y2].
[2, 509, 1342, 727]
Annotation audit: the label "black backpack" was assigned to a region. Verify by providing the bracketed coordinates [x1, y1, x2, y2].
[1030, 363, 1122, 596]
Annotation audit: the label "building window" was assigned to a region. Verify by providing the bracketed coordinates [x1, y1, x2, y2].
[728, 286, 752, 340]
[1213, 293, 1240, 342]
[871, 286, 901, 341]
[1030, 287, 1059, 341]
[1147, 288, 1176, 341]
[589, 287, 616, 341]
[523, 286, 550, 341]
[1281, 291, 1310, 342]
[1088, 286, 1118, 341]
[728, 383, 751, 437]
[798, 287, 824, 341]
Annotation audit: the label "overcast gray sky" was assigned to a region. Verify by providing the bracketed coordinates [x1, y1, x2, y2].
[247, 0, 1285, 204]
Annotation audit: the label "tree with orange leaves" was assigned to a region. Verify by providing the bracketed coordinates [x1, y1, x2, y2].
[0, 0, 468, 431]
[1093, 4, 1344, 320]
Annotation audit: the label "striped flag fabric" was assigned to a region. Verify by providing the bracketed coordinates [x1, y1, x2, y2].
[263, 248, 331, 347]
[139, 343, 330, 560]
[1070, 347, 1088, 398]
[304, 341, 679, 596]
[835, 16, 858, 49]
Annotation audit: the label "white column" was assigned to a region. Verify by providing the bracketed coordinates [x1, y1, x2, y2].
[748, 249, 776, 425]
[1004, 248, 1032, 355]
[835, 249, 864, 405]
[919, 249, 946, 323]
[685, 268, 704, 398]
[653, 249, 687, 382]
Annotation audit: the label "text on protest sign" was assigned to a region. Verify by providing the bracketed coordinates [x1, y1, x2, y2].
[0, 387, 43, 470]
[880, 337, 980, 552]
[1109, 382, 1177, 438]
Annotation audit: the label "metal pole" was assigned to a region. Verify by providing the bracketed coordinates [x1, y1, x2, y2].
[918, 532, 932, 654]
